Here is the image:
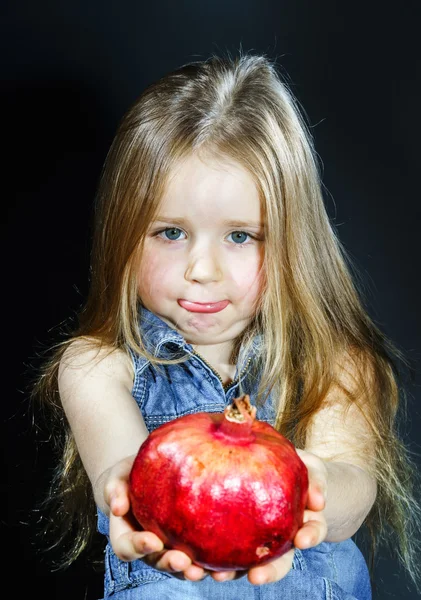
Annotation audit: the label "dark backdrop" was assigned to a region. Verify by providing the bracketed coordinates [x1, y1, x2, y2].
[2, 2, 420, 599]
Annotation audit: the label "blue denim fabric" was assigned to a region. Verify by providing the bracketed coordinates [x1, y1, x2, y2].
[96, 308, 372, 600]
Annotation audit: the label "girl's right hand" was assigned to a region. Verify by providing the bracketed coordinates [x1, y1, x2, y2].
[103, 456, 208, 581]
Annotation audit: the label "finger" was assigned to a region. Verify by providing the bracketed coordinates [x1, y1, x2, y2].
[305, 465, 327, 510]
[131, 531, 165, 555]
[247, 548, 295, 585]
[110, 489, 131, 516]
[103, 457, 135, 507]
[104, 478, 130, 514]
[296, 450, 328, 511]
[110, 515, 163, 561]
[183, 564, 209, 581]
[151, 549, 193, 573]
[294, 517, 328, 549]
[302, 508, 326, 524]
[111, 530, 163, 561]
[306, 480, 326, 511]
[210, 570, 241, 582]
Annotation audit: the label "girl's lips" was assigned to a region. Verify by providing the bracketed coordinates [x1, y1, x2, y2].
[178, 299, 230, 313]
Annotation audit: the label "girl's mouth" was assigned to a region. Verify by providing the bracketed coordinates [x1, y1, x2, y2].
[178, 299, 230, 314]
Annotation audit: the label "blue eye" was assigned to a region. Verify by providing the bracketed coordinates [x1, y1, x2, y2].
[229, 231, 249, 244]
[161, 228, 184, 241]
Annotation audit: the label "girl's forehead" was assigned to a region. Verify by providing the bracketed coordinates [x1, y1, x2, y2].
[167, 152, 254, 185]
[159, 153, 262, 220]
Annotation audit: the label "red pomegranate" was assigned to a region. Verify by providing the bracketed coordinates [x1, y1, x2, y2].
[129, 395, 308, 571]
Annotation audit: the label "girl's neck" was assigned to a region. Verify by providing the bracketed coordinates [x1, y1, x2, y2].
[192, 341, 237, 384]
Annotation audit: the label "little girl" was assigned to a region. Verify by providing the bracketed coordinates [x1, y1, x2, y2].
[33, 52, 421, 599]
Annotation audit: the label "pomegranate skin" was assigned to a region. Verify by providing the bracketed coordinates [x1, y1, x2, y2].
[129, 395, 308, 571]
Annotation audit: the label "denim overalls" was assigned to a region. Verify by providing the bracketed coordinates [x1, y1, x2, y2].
[97, 308, 372, 600]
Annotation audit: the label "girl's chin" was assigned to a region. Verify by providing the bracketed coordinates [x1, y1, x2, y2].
[152, 306, 251, 341]
[182, 314, 224, 334]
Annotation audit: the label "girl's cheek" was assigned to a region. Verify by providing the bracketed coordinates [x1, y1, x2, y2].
[230, 265, 264, 300]
[230, 252, 264, 285]
[137, 252, 163, 293]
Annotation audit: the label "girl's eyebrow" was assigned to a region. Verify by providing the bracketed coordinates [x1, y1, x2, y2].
[154, 217, 264, 228]
[223, 220, 264, 229]
[154, 217, 189, 226]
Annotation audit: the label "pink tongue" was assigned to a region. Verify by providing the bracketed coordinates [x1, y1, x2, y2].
[178, 299, 229, 313]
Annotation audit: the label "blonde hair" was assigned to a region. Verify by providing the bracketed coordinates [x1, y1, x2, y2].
[32, 51, 421, 591]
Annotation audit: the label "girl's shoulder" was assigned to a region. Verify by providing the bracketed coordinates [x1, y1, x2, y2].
[58, 337, 134, 391]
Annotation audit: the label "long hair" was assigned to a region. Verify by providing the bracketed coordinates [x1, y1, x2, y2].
[32, 50, 421, 591]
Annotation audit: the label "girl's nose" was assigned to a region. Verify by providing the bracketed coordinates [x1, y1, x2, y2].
[184, 248, 223, 283]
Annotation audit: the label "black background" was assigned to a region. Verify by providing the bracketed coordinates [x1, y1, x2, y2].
[2, 2, 420, 599]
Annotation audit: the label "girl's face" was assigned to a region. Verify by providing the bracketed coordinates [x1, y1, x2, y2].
[138, 153, 264, 351]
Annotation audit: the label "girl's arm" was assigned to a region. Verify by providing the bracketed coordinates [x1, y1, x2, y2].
[58, 341, 148, 513]
[58, 341, 210, 581]
[214, 356, 378, 586]
[303, 397, 378, 543]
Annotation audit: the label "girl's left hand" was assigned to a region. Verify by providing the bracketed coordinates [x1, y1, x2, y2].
[211, 449, 328, 585]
